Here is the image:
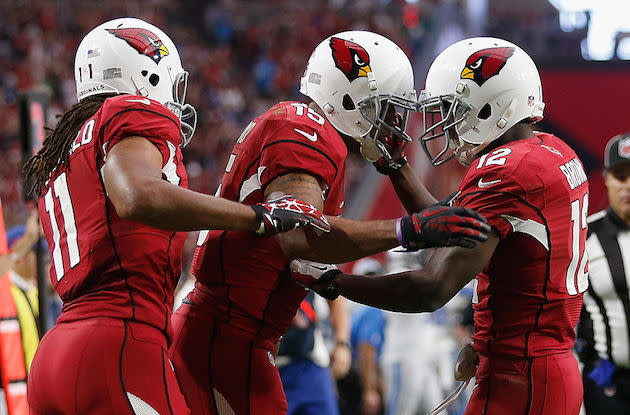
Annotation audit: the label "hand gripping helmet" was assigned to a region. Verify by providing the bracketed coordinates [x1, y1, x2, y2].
[74, 17, 197, 146]
[300, 31, 418, 162]
[419, 37, 545, 166]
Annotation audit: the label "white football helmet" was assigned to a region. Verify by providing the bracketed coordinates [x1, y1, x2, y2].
[419, 37, 545, 166]
[300, 31, 417, 162]
[74, 17, 197, 146]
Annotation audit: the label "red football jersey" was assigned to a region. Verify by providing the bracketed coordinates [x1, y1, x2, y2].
[191, 101, 347, 342]
[38, 95, 188, 336]
[455, 133, 588, 358]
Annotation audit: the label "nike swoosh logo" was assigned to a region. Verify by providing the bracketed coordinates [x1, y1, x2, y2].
[294, 128, 317, 142]
[309, 265, 328, 271]
[477, 178, 502, 188]
[541, 145, 562, 156]
[126, 98, 151, 105]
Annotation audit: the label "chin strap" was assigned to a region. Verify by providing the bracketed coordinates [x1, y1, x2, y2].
[461, 98, 519, 163]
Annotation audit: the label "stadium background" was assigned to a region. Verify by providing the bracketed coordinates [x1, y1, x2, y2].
[3, 0, 629, 277]
[2, 0, 629, 231]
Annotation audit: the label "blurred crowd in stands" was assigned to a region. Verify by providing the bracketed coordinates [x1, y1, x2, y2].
[0, 0, 439, 229]
[0, 0, 586, 228]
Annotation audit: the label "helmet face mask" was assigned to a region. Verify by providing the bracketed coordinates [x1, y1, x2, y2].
[419, 94, 472, 166]
[358, 93, 418, 161]
[418, 37, 545, 167]
[166, 71, 197, 147]
[300, 31, 418, 162]
[74, 17, 197, 146]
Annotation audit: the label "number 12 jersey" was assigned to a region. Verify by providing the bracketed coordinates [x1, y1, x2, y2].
[455, 133, 589, 358]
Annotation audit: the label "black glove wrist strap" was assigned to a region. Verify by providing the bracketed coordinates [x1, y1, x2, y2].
[374, 155, 408, 176]
[316, 269, 342, 301]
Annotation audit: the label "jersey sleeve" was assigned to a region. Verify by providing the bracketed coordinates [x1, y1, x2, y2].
[455, 167, 543, 240]
[98, 96, 182, 168]
[257, 120, 346, 195]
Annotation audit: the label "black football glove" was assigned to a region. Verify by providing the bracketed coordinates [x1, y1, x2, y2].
[251, 196, 331, 237]
[398, 204, 490, 250]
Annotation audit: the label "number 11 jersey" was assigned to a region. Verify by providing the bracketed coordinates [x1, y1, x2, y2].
[38, 95, 188, 337]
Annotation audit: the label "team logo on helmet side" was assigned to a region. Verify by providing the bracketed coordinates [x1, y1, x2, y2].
[107, 28, 169, 64]
[329, 37, 372, 82]
[460, 47, 515, 87]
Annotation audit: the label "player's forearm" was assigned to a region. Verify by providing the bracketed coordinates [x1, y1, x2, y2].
[279, 216, 398, 263]
[388, 164, 437, 214]
[103, 137, 261, 232]
[324, 235, 496, 311]
[116, 176, 258, 232]
[332, 270, 441, 313]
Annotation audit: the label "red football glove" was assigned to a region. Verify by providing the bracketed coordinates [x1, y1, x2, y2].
[252, 196, 331, 237]
[398, 204, 490, 250]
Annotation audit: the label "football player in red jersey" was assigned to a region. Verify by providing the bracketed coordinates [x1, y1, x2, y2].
[23, 17, 332, 415]
[295, 37, 588, 415]
[169, 31, 490, 415]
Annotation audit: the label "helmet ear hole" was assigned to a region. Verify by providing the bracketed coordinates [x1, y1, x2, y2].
[342, 94, 355, 110]
[141, 70, 148, 77]
[478, 103, 492, 120]
[149, 73, 160, 86]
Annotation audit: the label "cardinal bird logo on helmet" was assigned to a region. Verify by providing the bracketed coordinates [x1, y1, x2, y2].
[107, 28, 169, 64]
[461, 47, 515, 87]
[330, 37, 372, 82]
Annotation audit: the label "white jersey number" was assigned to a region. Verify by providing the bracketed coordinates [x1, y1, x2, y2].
[475, 148, 513, 169]
[566, 194, 589, 295]
[290, 103, 325, 125]
[44, 172, 80, 281]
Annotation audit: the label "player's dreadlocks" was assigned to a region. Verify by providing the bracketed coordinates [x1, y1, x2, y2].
[23, 95, 109, 196]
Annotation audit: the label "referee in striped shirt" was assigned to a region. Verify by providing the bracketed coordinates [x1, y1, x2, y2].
[578, 133, 630, 414]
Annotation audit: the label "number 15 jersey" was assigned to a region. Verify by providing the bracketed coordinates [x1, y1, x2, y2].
[190, 101, 347, 342]
[38, 95, 188, 337]
[454, 133, 589, 358]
